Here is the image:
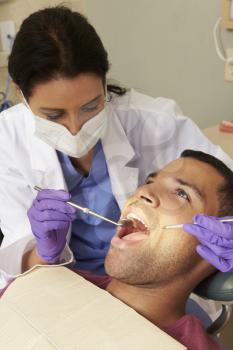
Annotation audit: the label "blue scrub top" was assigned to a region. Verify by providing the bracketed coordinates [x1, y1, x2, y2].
[57, 141, 121, 275]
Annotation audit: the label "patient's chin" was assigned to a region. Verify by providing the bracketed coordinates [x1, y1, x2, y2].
[105, 250, 129, 280]
[104, 250, 119, 277]
[105, 249, 151, 285]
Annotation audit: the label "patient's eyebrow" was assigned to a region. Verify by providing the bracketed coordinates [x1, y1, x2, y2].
[145, 172, 158, 183]
[175, 178, 204, 201]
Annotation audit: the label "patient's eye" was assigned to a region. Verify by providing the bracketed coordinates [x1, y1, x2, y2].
[146, 179, 154, 185]
[175, 188, 190, 202]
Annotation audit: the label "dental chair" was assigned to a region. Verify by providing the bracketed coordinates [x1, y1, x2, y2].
[194, 271, 233, 335]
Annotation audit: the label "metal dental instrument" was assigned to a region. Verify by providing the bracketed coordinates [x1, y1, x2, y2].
[34, 186, 131, 227]
[163, 218, 233, 229]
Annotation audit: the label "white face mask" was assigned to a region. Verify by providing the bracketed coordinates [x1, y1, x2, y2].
[20, 91, 108, 158]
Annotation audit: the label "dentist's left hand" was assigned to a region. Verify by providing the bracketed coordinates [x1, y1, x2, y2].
[184, 214, 233, 272]
[27, 189, 77, 263]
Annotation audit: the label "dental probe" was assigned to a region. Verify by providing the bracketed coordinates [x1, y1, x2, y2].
[163, 218, 233, 229]
[34, 186, 131, 227]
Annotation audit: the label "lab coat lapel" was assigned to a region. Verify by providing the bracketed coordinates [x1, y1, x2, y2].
[102, 105, 139, 209]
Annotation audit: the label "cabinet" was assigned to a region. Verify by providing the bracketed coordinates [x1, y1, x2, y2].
[203, 125, 233, 158]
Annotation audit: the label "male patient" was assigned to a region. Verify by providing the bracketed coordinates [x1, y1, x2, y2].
[2, 150, 233, 349]
[80, 149, 232, 350]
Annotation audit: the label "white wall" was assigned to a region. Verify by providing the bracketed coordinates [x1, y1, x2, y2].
[85, 0, 233, 128]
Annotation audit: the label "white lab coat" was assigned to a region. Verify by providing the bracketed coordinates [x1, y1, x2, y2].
[0, 89, 232, 281]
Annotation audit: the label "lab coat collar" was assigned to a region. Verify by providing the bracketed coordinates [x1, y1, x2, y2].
[23, 104, 58, 171]
[101, 104, 139, 209]
[24, 104, 67, 189]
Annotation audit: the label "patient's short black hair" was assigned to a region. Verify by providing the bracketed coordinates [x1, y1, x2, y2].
[180, 150, 233, 216]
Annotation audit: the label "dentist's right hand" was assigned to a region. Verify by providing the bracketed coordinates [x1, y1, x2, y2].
[27, 189, 77, 263]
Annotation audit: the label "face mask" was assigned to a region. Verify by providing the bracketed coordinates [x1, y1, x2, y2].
[20, 91, 108, 158]
[34, 109, 107, 158]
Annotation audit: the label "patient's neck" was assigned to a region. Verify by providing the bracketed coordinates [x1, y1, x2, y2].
[107, 275, 194, 328]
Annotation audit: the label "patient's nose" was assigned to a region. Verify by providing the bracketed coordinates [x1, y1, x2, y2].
[136, 186, 159, 207]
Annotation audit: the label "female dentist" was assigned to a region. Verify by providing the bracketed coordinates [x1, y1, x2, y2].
[0, 6, 233, 283]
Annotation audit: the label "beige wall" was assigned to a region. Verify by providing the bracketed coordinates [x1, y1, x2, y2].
[85, 0, 233, 128]
[0, 0, 85, 103]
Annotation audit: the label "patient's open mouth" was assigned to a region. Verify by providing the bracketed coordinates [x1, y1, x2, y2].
[117, 213, 149, 241]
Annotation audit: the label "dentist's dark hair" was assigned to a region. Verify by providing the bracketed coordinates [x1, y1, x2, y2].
[180, 149, 233, 216]
[8, 6, 126, 100]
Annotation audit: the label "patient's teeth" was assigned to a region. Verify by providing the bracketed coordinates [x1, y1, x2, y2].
[126, 213, 148, 229]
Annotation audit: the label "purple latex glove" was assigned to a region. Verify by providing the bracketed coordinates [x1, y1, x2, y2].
[27, 189, 77, 263]
[184, 214, 233, 272]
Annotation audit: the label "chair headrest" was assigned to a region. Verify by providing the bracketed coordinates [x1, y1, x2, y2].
[194, 272, 233, 302]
